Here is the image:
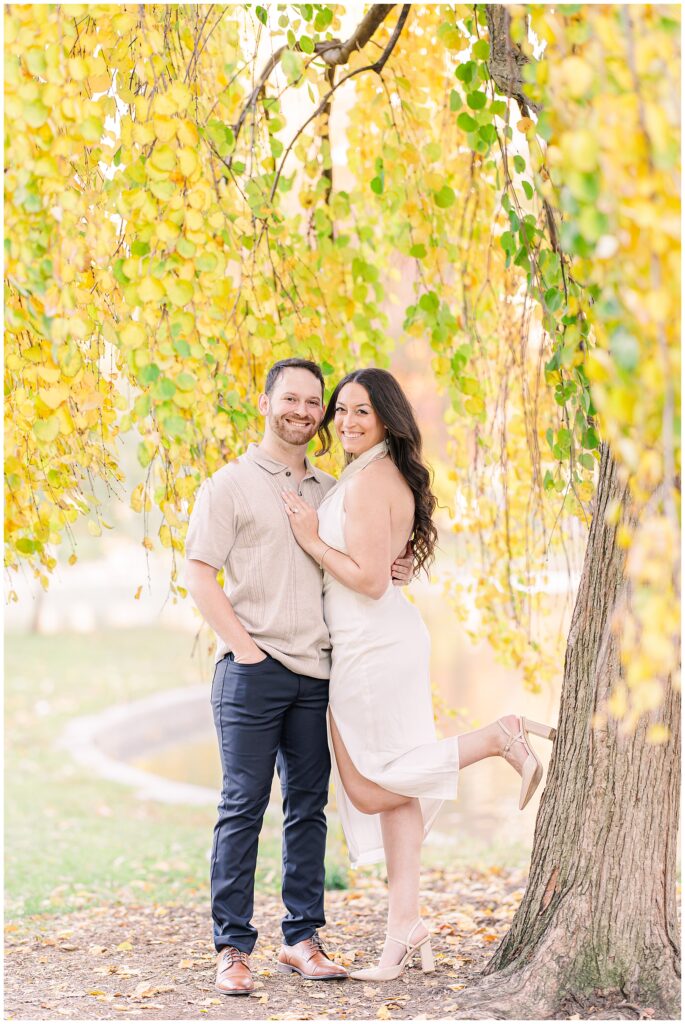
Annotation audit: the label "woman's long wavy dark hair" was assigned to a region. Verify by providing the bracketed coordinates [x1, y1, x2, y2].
[316, 368, 438, 578]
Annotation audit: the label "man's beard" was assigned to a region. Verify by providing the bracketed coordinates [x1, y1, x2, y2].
[269, 411, 319, 445]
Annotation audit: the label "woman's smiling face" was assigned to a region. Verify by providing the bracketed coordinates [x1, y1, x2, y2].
[334, 381, 386, 456]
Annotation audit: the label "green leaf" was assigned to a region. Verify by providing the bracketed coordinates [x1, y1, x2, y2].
[255, 6, 268, 24]
[370, 175, 384, 195]
[611, 328, 639, 372]
[478, 124, 497, 144]
[299, 35, 315, 54]
[457, 112, 478, 133]
[154, 377, 177, 401]
[582, 427, 600, 450]
[578, 453, 596, 470]
[419, 291, 439, 315]
[195, 252, 218, 272]
[473, 40, 490, 60]
[177, 237, 196, 258]
[314, 7, 333, 30]
[513, 154, 526, 173]
[455, 61, 476, 84]
[449, 89, 462, 111]
[409, 243, 427, 259]
[134, 393, 151, 417]
[434, 185, 456, 209]
[521, 179, 534, 200]
[544, 287, 563, 313]
[466, 90, 487, 110]
[163, 415, 189, 440]
[138, 442, 154, 468]
[113, 259, 129, 285]
[281, 49, 304, 84]
[173, 338, 191, 358]
[138, 364, 160, 385]
[514, 247, 530, 269]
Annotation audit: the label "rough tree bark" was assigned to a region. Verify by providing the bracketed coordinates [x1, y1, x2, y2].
[453, 445, 681, 1019]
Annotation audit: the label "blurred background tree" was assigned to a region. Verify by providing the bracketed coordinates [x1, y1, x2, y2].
[5, 4, 680, 1016]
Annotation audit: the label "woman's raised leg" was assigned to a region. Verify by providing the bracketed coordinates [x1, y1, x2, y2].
[329, 715, 409, 813]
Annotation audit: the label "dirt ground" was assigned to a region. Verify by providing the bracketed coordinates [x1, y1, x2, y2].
[5, 865, 529, 1021]
[6, 864, 665, 1021]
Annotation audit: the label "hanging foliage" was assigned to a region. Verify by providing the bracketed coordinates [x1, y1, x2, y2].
[4, 4, 679, 729]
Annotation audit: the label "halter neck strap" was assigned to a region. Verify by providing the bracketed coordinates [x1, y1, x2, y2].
[320, 438, 390, 503]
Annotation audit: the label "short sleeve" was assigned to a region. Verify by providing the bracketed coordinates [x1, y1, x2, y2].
[185, 472, 237, 570]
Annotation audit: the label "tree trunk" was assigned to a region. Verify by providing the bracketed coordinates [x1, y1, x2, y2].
[454, 444, 681, 1019]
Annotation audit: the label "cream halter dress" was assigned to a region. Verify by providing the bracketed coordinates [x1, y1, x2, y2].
[317, 439, 460, 867]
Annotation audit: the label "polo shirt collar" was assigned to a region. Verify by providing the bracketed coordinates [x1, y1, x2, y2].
[245, 442, 317, 480]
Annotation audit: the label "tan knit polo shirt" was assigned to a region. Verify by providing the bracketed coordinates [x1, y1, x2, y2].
[185, 443, 336, 678]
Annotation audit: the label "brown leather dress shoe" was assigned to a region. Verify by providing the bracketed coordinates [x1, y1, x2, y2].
[215, 946, 254, 995]
[277, 932, 348, 980]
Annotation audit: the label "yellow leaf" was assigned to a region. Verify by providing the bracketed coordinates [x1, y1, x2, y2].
[137, 277, 166, 303]
[607, 685, 627, 718]
[177, 120, 199, 147]
[153, 116, 176, 142]
[178, 147, 198, 177]
[148, 144, 176, 173]
[118, 323, 147, 352]
[165, 278, 193, 306]
[38, 386, 69, 410]
[647, 724, 667, 749]
[33, 417, 60, 442]
[116, 940, 133, 951]
[376, 1005, 392, 1020]
[560, 56, 594, 98]
[184, 208, 204, 232]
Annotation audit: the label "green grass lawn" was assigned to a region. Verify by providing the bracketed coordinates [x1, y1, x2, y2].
[5, 627, 527, 923]
[5, 628, 355, 921]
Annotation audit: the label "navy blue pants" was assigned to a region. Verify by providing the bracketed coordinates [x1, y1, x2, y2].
[210, 652, 331, 953]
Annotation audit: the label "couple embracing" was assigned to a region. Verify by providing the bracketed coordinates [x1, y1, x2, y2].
[185, 357, 556, 996]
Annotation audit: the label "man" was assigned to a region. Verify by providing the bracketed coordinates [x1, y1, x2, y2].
[185, 358, 411, 996]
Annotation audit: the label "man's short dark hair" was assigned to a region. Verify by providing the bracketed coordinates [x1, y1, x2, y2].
[265, 358, 325, 398]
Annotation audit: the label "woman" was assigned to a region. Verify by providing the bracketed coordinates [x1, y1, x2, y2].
[280, 368, 555, 982]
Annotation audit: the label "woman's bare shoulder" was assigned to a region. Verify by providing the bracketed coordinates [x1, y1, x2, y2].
[347, 457, 411, 498]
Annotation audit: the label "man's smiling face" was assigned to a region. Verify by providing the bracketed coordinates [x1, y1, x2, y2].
[261, 367, 325, 446]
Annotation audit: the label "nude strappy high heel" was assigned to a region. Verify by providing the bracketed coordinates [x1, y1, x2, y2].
[349, 920, 434, 981]
[498, 716, 557, 810]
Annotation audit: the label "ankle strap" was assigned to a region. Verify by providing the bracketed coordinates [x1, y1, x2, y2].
[497, 718, 524, 758]
[387, 919, 423, 948]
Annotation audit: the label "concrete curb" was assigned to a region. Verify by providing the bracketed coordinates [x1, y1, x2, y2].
[59, 684, 219, 806]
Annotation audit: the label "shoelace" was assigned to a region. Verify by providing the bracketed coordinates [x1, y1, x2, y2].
[220, 947, 249, 969]
[305, 932, 327, 960]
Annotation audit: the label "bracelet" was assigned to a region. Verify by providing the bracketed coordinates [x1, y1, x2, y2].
[319, 544, 332, 569]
